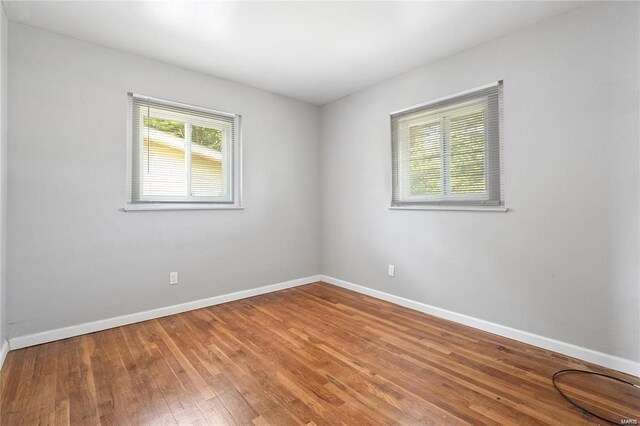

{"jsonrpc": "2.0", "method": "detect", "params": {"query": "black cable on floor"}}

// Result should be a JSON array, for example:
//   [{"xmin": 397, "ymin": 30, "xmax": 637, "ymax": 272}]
[{"xmin": 552, "ymin": 369, "xmax": 640, "ymax": 425}]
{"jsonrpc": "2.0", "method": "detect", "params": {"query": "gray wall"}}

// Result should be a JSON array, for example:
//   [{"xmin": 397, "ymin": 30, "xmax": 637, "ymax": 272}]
[
  {"xmin": 320, "ymin": 2, "xmax": 639, "ymax": 362},
  {"xmin": 0, "ymin": 5, "xmax": 7, "ymax": 344},
  {"xmin": 7, "ymin": 22, "xmax": 321, "ymax": 338}
]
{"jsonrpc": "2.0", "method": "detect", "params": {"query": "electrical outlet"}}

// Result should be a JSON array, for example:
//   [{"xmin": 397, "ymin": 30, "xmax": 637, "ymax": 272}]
[
  {"xmin": 169, "ymin": 271, "xmax": 179, "ymax": 285},
  {"xmin": 388, "ymin": 265, "xmax": 395, "ymax": 277}
]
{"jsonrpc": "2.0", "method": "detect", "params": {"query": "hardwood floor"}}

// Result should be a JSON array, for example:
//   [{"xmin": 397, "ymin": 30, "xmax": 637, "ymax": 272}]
[{"xmin": 1, "ymin": 282, "xmax": 638, "ymax": 425}]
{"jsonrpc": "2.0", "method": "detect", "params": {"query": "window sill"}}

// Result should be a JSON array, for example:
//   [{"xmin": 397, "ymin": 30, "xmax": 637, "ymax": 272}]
[
  {"xmin": 390, "ymin": 205, "xmax": 508, "ymax": 212},
  {"xmin": 124, "ymin": 203, "xmax": 243, "ymax": 212}
]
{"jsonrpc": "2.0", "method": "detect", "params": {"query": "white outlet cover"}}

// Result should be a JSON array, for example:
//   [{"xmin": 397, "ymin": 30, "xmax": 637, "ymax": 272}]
[
  {"xmin": 169, "ymin": 271, "xmax": 179, "ymax": 285},
  {"xmin": 388, "ymin": 265, "xmax": 395, "ymax": 277}
]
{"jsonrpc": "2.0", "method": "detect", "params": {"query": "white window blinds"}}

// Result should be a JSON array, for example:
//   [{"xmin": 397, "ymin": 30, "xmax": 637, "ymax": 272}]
[
  {"xmin": 391, "ymin": 82, "xmax": 503, "ymax": 207},
  {"xmin": 127, "ymin": 94, "xmax": 241, "ymax": 208}
]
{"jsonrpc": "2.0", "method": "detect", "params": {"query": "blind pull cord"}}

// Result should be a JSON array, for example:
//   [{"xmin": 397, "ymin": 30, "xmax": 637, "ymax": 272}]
[{"xmin": 147, "ymin": 100, "xmax": 150, "ymax": 173}]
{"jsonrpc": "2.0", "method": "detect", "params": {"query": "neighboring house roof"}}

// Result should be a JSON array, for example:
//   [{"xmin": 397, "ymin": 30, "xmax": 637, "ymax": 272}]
[{"xmin": 143, "ymin": 126, "xmax": 222, "ymax": 162}]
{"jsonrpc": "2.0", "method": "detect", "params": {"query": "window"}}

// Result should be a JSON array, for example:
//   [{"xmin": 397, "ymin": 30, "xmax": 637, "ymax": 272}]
[
  {"xmin": 391, "ymin": 82, "xmax": 503, "ymax": 208},
  {"xmin": 126, "ymin": 94, "xmax": 241, "ymax": 210}
]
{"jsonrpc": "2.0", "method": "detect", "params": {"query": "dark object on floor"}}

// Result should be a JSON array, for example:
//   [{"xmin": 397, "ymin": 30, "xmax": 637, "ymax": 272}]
[{"xmin": 552, "ymin": 369, "xmax": 640, "ymax": 425}]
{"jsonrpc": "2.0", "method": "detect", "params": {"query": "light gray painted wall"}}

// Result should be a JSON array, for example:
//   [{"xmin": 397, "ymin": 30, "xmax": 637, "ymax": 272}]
[
  {"xmin": 320, "ymin": 2, "xmax": 640, "ymax": 362},
  {"xmin": 7, "ymin": 22, "xmax": 321, "ymax": 338},
  {"xmin": 0, "ymin": 5, "xmax": 7, "ymax": 344}
]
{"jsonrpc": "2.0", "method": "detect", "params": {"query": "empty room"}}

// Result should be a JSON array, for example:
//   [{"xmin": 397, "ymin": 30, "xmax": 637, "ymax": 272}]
[{"xmin": 0, "ymin": 0, "xmax": 638, "ymax": 424}]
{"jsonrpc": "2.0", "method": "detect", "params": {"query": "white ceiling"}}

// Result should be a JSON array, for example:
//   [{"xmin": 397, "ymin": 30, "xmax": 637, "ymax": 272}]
[{"xmin": 3, "ymin": 1, "xmax": 585, "ymax": 105}]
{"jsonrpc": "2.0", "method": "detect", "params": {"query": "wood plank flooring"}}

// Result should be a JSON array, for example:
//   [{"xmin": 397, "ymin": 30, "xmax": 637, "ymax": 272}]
[{"xmin": 1, "ymin": 282, "xmax": 638, "ymax": 425}]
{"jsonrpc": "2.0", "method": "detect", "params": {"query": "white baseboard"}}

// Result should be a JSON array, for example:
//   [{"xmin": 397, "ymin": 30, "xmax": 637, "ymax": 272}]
[
  {"xmin": 321, "ymin": 275, "xmax": 640, "ymax": 377},
  {"xmin": 0, "ymin": 340, "xmax": 9, "ymax": 370},
  {"xmin": 7, "ymin": 274, "xmax": 639, "ymax": 377},
  {"xmin": 8, "ymin": 275, "xmax": 321, "ymax": 351}
]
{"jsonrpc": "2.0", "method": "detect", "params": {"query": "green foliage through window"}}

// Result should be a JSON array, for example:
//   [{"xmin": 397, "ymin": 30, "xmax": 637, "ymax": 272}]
[
  {"xmin": 407, "ymin": 109, "xmax": 486, "ymax": 197},
  {"xmin": 450, "ymin": 110, "xmax": 485, "ymax": 194},
  {"xmin": 192, "ymin": 125, "xmax": 222, "ymax": 152},
  {"xmin": 143, "ymin": 116, "xmax": 185, "ymax": 138},
  {"xmin": 409, "ymin": 123, "xmax": 442, "ymax": 196},
  {"xmin": 143, "ymin": 116, "xmax": 223, "ymax": 152}
]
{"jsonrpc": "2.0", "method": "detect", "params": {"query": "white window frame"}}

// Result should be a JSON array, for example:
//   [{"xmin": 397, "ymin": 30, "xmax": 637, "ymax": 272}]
[
  {"xmin": 397, "ymin": 100, "xmax": 488, "ymax": 203},
  {"xmin": 125, "ymin": 93, "xmax": 243, "ymax": 211},
  {"xmin": 391, "ymin": 82, "xmax": 505, "ymax": 212}
]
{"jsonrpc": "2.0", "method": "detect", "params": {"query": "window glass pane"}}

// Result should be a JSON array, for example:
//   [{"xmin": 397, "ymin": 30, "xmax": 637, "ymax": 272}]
[
  {"xmin": 144, "ymin": 116, "xmax": 185, "ymax": 138},
  {"xmin": 142, "ymin": 115, "xmax": 187, "ymax": 198},
  {"xmin": 449, "ymin": 109, "xmax": 486, "ymax": 195},
  {"xmin": 191, "ymin": 125, "xmax": 224, "ymax": 197},
  {"xmin": 409, "ymin": 122, "xmax": 442, "ymax": 196}
]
